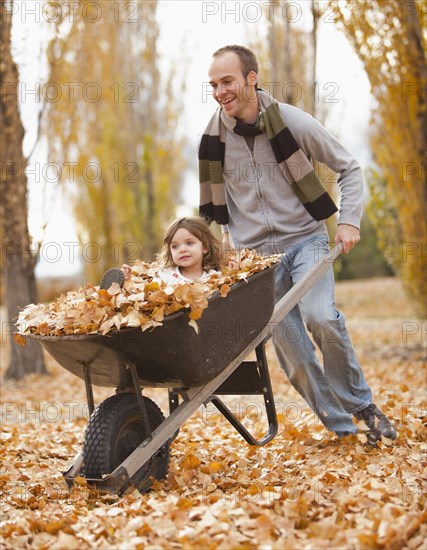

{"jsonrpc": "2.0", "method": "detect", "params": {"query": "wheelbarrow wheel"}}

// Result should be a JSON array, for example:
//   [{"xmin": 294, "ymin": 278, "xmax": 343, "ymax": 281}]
[{"xmin": 82, "ymin": 393, "xmax": 170, "ymax": 493}]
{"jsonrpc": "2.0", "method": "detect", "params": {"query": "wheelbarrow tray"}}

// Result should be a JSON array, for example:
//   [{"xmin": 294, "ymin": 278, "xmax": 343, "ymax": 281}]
[{"xmin": 30, "ymin": 266, "xmax": 276, "ymax": 388}]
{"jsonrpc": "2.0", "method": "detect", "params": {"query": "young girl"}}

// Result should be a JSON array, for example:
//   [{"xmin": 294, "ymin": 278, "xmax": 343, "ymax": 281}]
[{"xmin": 119, "ymin": 217, "xmax": 233, "ymax": 286}]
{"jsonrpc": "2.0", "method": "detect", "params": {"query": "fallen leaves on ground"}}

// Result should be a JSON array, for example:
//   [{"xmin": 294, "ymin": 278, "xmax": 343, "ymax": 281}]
[
  {"xmin": 14, "ymin": 250, "xmax": 279, "ymax": 339},
  {"xmin": 1, "ymin": 277, "xmax": 426, "ymax": 549}
]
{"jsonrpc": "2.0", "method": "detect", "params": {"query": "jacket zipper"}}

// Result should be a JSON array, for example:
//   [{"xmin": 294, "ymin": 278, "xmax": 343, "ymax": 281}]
[{"xmin": 242, "ymin": 137, "xmax": 273, "ymax": 232}]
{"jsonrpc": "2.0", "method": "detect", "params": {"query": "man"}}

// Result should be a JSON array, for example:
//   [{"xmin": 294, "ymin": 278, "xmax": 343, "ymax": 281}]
[{"xmin": 199, "ymin": 44, "xmax": 396, "ymax": 444}]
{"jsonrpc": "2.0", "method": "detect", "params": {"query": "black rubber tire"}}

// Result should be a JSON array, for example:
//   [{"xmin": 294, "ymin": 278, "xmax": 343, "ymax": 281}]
[{"xmin": 82, "ymin": 393, "xmax": 170, "ymax": 493}]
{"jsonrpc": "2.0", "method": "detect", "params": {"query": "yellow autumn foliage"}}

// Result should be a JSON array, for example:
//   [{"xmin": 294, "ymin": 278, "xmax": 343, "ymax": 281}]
[
  {"xmin": 333, "ymin": 0, "xmax": 426, "ymax": 315},
  {"xmin": 43, "ymin": 0, "xmax": 187, "ymax": 282}
]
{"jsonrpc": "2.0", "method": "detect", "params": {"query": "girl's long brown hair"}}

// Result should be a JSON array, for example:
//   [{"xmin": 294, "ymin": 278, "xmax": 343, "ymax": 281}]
[{"xmin": 159, "ymin": 217, "xmax": 224, "ymax": 272}]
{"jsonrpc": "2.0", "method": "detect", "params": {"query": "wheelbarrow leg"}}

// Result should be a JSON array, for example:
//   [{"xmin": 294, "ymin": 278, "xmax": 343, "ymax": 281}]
[
  {"xmin": 127, "ymin": 363, "xmax": 153, "ymax": 441},
  {"xmin": 63, "ymin": 453, "xmax": 84, "ymax": 487},
  {"xmin": 63, "ymin": 361, "xmax": 95, "ymax": 486},
  {"xmin": 78, "ymin": 360, "xmax": 95, "ymax": 417},
  {"xmin": 208, "ymin": 340, "xmax": 278, "ymax": 445},
  {"xmin": 255, "ymin": 340, "xmax": 278, "ymax": 439}
]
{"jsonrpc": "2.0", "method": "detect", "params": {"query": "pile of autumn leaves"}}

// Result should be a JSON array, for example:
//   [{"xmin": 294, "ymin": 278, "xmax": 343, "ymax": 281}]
[{"xmin": 15, "ymin": 250, "xmax": 279, "ymax": 342}]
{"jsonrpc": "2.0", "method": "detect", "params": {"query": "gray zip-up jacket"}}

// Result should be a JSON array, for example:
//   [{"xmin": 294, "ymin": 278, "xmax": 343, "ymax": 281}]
[{"xmin": 222, "ymin": 102, "xmax": 364, "ymax": 253}]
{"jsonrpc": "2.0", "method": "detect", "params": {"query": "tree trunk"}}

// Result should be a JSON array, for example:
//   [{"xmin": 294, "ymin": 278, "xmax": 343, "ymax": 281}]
[
  {"xmin": 0, "ymin": 0, "xmax": 47, "ymax": 379},
  {"xmin": 310, "ymin": 0, "xmax": 319, "ymax": 117},
  {"xmin": 268, "ymin": 0, "xmax": 278, "ymax": 87},
  {"xmin": 283, "ymin": 3, "xmax": 294, "ymax": 104},
  {"xmin": 405, "ymin": 0, "xmax": 427, "ymax": 178}
]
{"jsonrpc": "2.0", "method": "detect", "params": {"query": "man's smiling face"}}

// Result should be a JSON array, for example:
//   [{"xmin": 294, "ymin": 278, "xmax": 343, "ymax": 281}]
[{"xmin": 208, "ymin": 51, "xmax": 258, "ymax": 122}]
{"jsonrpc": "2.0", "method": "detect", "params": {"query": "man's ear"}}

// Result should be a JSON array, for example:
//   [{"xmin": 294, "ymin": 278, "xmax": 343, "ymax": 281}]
[{"xmin": 247, "ymin": 70, "xmax": 258, "ymax": 87}]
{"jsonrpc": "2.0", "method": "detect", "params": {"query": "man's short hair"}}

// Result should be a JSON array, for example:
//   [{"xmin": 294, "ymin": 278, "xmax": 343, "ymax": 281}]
[{"xmin": 212, "ymin": 45, "xmax": 259, "ymax": 78}]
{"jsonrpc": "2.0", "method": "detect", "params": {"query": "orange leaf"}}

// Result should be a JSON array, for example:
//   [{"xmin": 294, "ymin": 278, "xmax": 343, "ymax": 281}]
[
  {"xmin": 73, "ymin": 475, "xmax": 88, "ymax": 486},
  {"xmin": 220, "ymin": 283, "xmax": 230, "ymax": 298},
  {"xmin": 189, "ymin": 307, "xmax": 204, "ymax": 321},
  {"xmin": 13, "ymin": 333, "xmax": 27, "ymax": 347},
  {"xmin": 176, "ymin": 496, "xmax": 194, "ymax": 509},
  {"xmin": 147, "ymin": 290, "xmax": 169, "ymax": 306},
  {"xmin": 208, "ymin": 461, "xmax": 223, "ymax": 473},
  {"xmin": 180, "ymin": 453, "xmax": 201, "ymax": 470},
  {"xmin": 44, "ymin": 519, "xmax": 65, "ymax": 535}
]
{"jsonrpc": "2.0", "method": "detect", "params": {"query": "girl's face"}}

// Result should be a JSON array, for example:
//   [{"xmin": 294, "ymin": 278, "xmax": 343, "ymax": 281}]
[{"xmin": 169, "ymin": 227, "xmax": 207, "ymax": 275}]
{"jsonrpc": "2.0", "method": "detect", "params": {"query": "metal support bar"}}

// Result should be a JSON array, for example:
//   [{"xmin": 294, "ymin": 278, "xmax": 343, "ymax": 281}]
[
  {"xmin": 63, "ymin": 453, "xmax": 84, "ymax": 486},
  {"xmin": 168, "ymin": 389, "xmax": 180, "ymax": 414},
  {"xmin": 209, "ymin": 395, "xmax": 277, "ymax": 445},
  {"xmin": 208, "ymin": 342, "xmax": 277, "ymax": 445},
  {"xmin": 79, "ymin": 361, "xmax": 95, "ymax": 417},
  {"xmin": 255, "ymin": 341, "xmax": 277, "ymax": 437},
  {"xmin": 127, "ymin": 363, "xmax": 152, "ymax": 441}
]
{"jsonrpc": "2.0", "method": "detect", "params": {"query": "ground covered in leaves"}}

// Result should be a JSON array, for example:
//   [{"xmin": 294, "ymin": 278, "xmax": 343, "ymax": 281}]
[{"xmin": 1, "ymin": 277, "xmax": 426, "ymax": 549}]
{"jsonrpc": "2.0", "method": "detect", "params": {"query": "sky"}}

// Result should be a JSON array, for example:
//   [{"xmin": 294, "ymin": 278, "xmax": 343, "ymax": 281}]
[{"xmin": 11, "ymin": 0, "xmax": 372, "ymax": 278}]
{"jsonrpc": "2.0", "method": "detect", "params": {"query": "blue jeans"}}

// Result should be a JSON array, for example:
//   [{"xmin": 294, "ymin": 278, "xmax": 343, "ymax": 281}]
[{"xmin": 273, "ymin": 235, "xmax": 372, "ymax": 435}]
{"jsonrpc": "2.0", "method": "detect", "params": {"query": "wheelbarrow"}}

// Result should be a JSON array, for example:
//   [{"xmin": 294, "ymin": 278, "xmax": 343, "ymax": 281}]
[{"xmin": 28, "ymin": 244, "xmax": 342, "ymax": 494}]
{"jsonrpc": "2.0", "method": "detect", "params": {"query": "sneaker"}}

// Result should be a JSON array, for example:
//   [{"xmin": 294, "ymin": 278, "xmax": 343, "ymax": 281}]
[
  {"xmin": 354, "ymin": 404, "xmax": 396, "ymax": 442},
  {"xmin": 100, "ymin": 268, "xmax": 125, "ymax": 290}
]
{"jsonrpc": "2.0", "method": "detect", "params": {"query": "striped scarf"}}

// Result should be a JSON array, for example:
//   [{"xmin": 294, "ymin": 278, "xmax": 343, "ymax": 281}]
[{"xmin": 199, "ymin": 89, "xmax": 337, "ymax": 225}]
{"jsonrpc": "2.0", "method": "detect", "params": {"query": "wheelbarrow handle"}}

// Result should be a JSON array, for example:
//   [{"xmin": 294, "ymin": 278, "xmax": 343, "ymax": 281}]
[{"xmin": 269, "ymin": 241, "xmax": 343, "ymax": 327}]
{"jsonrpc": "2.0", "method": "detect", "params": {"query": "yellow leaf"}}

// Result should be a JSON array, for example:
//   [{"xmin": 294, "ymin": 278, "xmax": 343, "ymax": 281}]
[
  {"xmin": 180, "ymin": 454, "xmax": 201, "ymax": 470},
  {"xmin": 208, "ymin": 461, "xmax": 223, "ymax": 472},
  {"xmin": 144, "ymin": 281, "xmax": 160, "ymax": 292},
  {"xmin": 176, "ymin": 497, "xmax": 193, "ymax": 509}
]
